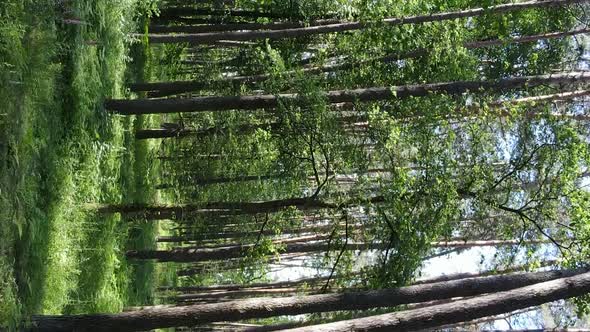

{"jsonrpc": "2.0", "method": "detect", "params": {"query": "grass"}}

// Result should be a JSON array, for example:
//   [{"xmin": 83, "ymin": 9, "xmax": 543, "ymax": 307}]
[{"xmin": 0, "ymin": 0, "xmax": 162, "ymax": 329}]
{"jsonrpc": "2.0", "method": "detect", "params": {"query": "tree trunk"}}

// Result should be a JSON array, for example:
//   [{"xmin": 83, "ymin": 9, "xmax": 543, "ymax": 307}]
[
  {"xmin": 156, "ymin": 174, "xmax": 281, "ymax": 189},
  {"xmin": 158, "ymin": 275, "xmax": 336, "ymax": 293},
  {"xmin": 97, "ymin": 197, "xmax": 340, "ymax": 219},
  {"xmin": 29, "ymin": 269, "xmax": 587, "ymax": 331},
  {"xmin": 413, "ymin": 260, "xmax": 557, "ymax": 285},
  {"xmin": 126, "ymin": 239, "xmax": 547, "ymax": 262},
  {"xmin": 176, "ymin": 234, "xmax": 330, "ymax": 251},
  {"xmin": 136, "ymin": 122, "xmax": 279, "ymax": 140},
  {"xmin": 148, "ymin": 0, "xmax": 584, "ymax": 44},
  {"xmin": 149, "ymin": 19, "xmax": 341, "ymax": 34},
  {"xmin": 137, "ymin": 115, "xmax": 363, "ymax": 140},
  {"xmin": 280, "ymin": 271, "xmax": 590, "ymax": 332},
  {"xmin": 157, "ymin": 223, "xmax": 354, "ymax": 243},
  {"xmin": 463, "ymin": 28, "xmax": 590, "ymax": 49},
  {"xmin": 157, "ymin": 7, "xmax": 301, "ymax": 20},
  {"xmin": 106, "ymin": 72, "xmax": 590, "ymax": 115},
  {"xmin": 174, "ymin": 287, "xmax": 304, "ymax": 303}
]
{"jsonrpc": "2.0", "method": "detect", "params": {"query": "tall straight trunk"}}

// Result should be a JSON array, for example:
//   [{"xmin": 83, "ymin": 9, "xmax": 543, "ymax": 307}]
[
  {"xmin": 427, "ymin": 89, "xmax": 590, "ymax": 122},
  {"xmin": 174, "ymin": 287, "xmax": 305, "ymax": 303},
  {"xmin": 136, "ymin": 122, "xmax": 280, "ymax": 140},
  {"xmin": 463, "ymin": 28, "xmax": 590, "ymax": 49},
  {"xmin": 177, "ymin": 234, "xmax": 330, "ymax": 251},
  {"xmin": 413, "ymin": 260, "xmax": 558, "ymax": 285},
  {"xmin": 156, "ymin": 174, "xmax": 281, "ymax": 189},
  {"xmin": 159, "ymin": 275, "xmax": 336, "ymax": 293},
  {"xmin": 137, "ymin": 115, "xmax": 362, "ymax": 140},
  {"xmin": 134, "ymin": 28, "xmax": 589, "ymax": 97},
  {"xmin": 141, "ymin": 90, "xmax": 590, "ymax": 144},
  {"xmin": 126, "ymin": 239, "xmax": 547, "ymax": 262},
  {"xmin": 281, "ymin": 271, "xmax": 590, "ymax": 332},
  {"xmin": 147, "ymin": 0, "xmax": 585, "ymax": 44},
  {"xmin": 151, "ymin": 17, "xmax": 230, "ymax": 25},
  {"xmin": 99, "ymin": 195, "xmax": 386, "ymax": 219},
  {"xmin": 28, "ymin": 269, "xmax": 587, "ymax": 332},
  {"xmin": 157, "ymin": 7, "xmax": 301, "ymax": 20},
  {"xmin": 157, "ymin": 224, "xmax": 352, "ymax": 243},
  {"xmin": 149, "ymin": 19, "xmax": 341, "ymax": 34},
  {"xmin": 97, "ymin": 197, "xmax": 341, "ymax": 219},
  {"xmin": 107, "ymin": 72, "xmax": 590, "ymax": 115}
]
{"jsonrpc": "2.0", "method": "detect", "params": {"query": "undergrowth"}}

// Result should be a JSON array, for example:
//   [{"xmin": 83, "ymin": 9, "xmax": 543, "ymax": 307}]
[{"xmin": 0, "ymin": 0, "xmax": 161, "ymax": 329}]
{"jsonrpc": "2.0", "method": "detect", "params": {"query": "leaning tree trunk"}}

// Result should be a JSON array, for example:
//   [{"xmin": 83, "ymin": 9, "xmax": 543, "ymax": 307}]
[
  {"xmin": 147, "ymin": 0, "xmax": 585, "ymax": 44},
  {"xmin": 280, "ymin": 270, "xmax": 590, "ymax": 332},
  {"xmin": 29, "ymin": 269, "xmax": 587, "ymax": 332},
  {"xmin": 106, "ymin": 72, "xmax": 590, "ymax": 115}
]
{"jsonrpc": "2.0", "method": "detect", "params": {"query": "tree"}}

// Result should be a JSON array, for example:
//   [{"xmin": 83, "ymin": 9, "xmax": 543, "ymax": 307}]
[
  {"xmin": 127, "ymin": 239, "xmax": 550, "ymax": 263},
  {"xmin": 133, "ymin": 28, "xmax": 589, "ymax": 98},
  {"xmin": 149, "ymin": 19, "xmax": 342, "ymax": 34},
  {"xmin": 281, "ymin": 270, "xmax": 590, "ymax": 332},
  {"xmin": 146, "ymin": 0, "xmax": 585, "ymax": 44},
  {"xmin": 106, "ymin": 72, "xmax": 590, "ymax": 115},
  {"xmin": 29, "ymin": 269, "xmax": 585, "ymax": 331}
]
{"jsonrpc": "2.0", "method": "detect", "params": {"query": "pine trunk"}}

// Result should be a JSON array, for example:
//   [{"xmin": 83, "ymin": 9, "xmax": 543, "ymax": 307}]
[
  {"xmin": 157, "ymin": 7, "xmax": 299, "ymax": 20},
  {"xmin": 29, "ymin": 269, "xmax": 587, "ymax": 331},
  {"xmin": 281, "ymin": 271, "xmax": 590, "ymax": 332},
  {"xmin": 127, "ymin": 239, "xmax": 547, "ymax": 262},
  {"xmin": 97, "ymin": 197, "xmax": 339, "ymax": 219},
  {"xmin": 107, "ymin": 72, "xmax": 590, "ymax": 115},
  {"xmin": 149, "ymin": 19, "xmax": 341, "ymax": 34}
]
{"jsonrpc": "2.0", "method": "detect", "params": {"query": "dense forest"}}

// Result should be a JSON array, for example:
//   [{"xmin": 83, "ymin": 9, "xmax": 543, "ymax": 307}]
[{"xmin": 2, "ymin": 0, "xmax": 590, "ymax": 331}]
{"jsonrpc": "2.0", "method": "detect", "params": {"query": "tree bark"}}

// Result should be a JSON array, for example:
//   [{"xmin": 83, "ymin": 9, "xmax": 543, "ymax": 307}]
[
  {"xmin": 280, "ymin": 270, "xmax": 590, "ymax": 332},
  {"xmin": 147, "ymin": 0, "xmax": 585, "ymax": 44},
  {"xmin": 413, "ymin": 260, "xmax": 557, "ymax": 285},
  {"xmin": 107, "ymin": 72, "xmax": 590, "ymax": 115},
  {"xmin": 463, "ymin": 28, "xmax": 590, "ymax": 49},
  {"xmin": 174, "ymin": 287, "xmax": 304, "ymax": 303},
  {"xmin": 137, "ymin": 115, "xmax": 363, "ymax": 140},
  {"xmin": 29, "ymin": 269, "xmax": 587, "ymax": 331},
  {"xmin": 149, "ymin": 19, "xmax": 341, "ymax": 34},
  {"xmin": 126, "ymin": 239, "xmax": 547, "ymax": 262},
  {"xmin": 159, "ymin": 275, "xmax": 335, "ymax": 293},
  {"xmin": 156, "ymin": 174, "xmax": 280, "ymax": 189},
  {"xmin": 136, "ymin": 122, "xmax": 279, "ymax": 140},
  {"xmin": 156, "ymin": 224, "xmax": 353, "ymax": 243},
  {"xmin": 97, "ymin": 197, "xmax": 341, "ymax": 219},
  {"xmin": 157, "ymin": 7, "xmax": 301, "ymax": 20}
]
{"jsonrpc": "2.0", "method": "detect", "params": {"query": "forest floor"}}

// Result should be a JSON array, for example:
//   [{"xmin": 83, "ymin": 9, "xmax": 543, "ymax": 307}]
[{"xmin": 0, "ymin": 1, "xmax": 166, "ymax": 329}]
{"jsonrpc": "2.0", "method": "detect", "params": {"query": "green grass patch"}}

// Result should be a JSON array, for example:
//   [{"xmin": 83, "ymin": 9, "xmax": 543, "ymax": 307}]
[{"xmin": 0, "ymin": 0, "xmax": 162, "ymax": 329}]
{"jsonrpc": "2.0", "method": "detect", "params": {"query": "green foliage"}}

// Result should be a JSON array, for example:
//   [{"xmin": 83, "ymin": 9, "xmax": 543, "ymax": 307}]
[
  {"xmin": 0, "ymin": 0, "xmax": 165, "ymax": 328},
  {"xmin": 4, "ymin": 0, "xmax": 589, "ymax": 328}
]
